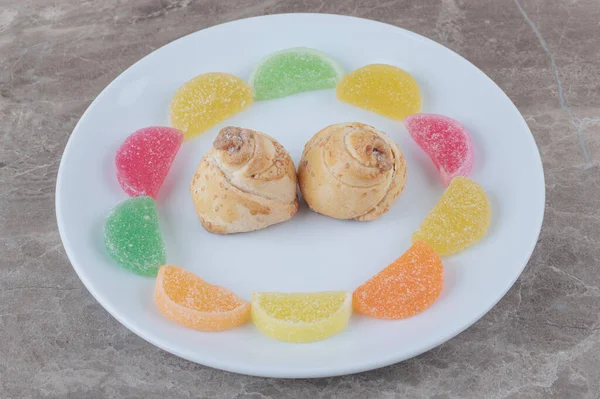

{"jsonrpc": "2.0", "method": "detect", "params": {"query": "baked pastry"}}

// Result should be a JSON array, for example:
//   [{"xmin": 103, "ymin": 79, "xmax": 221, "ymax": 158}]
[
  {"xmin": 298, "ymin": 122, "xmax": 406, "ymax": 221},
  {"xmin": 190, "ymin": 126, "xmax": 298, "ymax": 234}
]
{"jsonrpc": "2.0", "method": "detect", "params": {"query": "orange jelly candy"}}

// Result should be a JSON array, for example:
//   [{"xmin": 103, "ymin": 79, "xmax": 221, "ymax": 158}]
[
  {"xmin": 154, "ymin": 265, "xmax": 250, "ymax": 331},
  {"xmin": 353, "ymin": 241, "xmax": 443, "ymax": 319}
]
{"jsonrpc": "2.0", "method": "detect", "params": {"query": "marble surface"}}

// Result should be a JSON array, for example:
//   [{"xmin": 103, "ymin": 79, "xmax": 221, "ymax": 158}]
[{"xmin": 1, "ymin": 0, "xmax": 599, "ymax": 397}]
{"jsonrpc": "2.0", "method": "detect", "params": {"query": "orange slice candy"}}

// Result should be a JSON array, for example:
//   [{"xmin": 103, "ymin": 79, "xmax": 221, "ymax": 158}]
[
  {"xmin": 154, "ymin": 265, "xmax": 250, "ymax": 331},
  {"xmin": 353, "ymin": 241, "xmax": 443, "ymax": 319}
]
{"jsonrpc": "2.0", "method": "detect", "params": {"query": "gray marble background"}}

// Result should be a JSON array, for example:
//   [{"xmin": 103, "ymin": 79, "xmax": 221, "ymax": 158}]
[{"xmin": 1, "ymin": 0, "xmax": 599, "ymax": 398}]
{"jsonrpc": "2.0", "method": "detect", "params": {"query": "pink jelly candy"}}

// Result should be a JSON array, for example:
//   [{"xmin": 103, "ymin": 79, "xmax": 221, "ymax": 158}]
[
  {"xmin": 116, "ymin": 127, "xmax": 183, "ymax": 199},
  {"xmin": 404, "ymin": 113, "xmax": 474, "ymax": 186}
]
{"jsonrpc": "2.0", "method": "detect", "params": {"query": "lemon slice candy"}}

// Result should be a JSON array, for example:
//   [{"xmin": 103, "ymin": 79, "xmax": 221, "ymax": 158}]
[
  {"xmin": 170, "ymin": 72, "xmax": 253, "ymax": 140},
  {"xmin": 413, "ymin": 176, "xmax": 491, "ymax": 256},
  {"xmin": 251, "ymin": 291, "xmax": 352, "ymax": 342},
  {"xmin": 337, "ymin": 63, "xmax": 421, "ymax": 120}
]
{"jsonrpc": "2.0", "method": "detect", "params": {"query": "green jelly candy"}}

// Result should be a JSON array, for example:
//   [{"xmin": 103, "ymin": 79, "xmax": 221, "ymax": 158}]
[
  {"xmin": 249, "ymin": 47, "xmax": 344, "ymax": 100},
  {"xmin": 104, "ymin": 196, "xmax": 166, "ymax": 276}
]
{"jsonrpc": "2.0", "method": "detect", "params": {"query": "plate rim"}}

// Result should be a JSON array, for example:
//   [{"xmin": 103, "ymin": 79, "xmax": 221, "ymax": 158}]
[{"xmin": 55, "ymin": 12, "xmax": 546, "ymax": 378}]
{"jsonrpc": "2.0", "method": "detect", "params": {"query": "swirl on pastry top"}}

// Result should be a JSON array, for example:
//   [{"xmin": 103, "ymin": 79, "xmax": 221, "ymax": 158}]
[
  {"xmin": 210, "ymin": 126, "xmax": 297, "ymax": 204},
  {"xmin": 298, "ymin": 122, "xmax": 406, "ymax": 221},
  {"xmin": 190, "ymin": 127, "xmax": 298, "ymax": 234}
]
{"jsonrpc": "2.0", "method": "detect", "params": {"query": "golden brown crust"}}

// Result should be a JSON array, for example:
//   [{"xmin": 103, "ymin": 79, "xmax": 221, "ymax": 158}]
[
  {"xmin": 190, "ymin": 127, "xmax": 298, "ymax": 234},
  {"xmin": 298, "ymin": 122, "xmax": 406, "ymax": 221}
]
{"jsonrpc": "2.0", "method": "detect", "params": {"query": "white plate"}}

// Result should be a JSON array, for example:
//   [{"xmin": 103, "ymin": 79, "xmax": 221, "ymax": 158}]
[{"xmin": 56, "ymin": 14, "xmax": 545, "ymax": 378}]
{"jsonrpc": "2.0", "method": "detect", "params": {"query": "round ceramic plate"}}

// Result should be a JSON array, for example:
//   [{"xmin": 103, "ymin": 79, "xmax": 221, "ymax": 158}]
[{"xmin": 56, "ymin": 14, "xmax": 545, "ymax": 378}]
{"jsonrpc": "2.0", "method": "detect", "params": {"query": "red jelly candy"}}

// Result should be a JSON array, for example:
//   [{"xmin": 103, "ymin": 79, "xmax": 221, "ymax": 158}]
[
  {"xmin": 116, "ymin": 127, "xmax": 183, "ymax": 199},
  {"xmin": 404, "ymin": 114, "xmax": 474, "ymax": 186}
]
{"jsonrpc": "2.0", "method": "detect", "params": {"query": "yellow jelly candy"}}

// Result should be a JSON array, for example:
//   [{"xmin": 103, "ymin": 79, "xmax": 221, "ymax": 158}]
[
  {"xmin": 413, "ymin": 177, "xmax": 491, "ymax": 256},
  {"xmin": 251, "ymin": 291, "xmax": 352, "ymax": 343},
  {"xmin": 337, "ymin": 64, "xmax": 421, "ymax": 120},
  {"xmin": 170, "ymin": 73, "xmax": 253, "ymax": 140}
]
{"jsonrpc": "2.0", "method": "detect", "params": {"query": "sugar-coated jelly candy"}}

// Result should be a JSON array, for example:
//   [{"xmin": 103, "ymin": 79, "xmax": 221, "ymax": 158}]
[
  {"xmin": 104, "ymin": 196, "xmax": 166, "ymax": 276},
  {"xmin": 405, "ymin": 114, "xmax": 474, "ymax": 186},
  {"xmin": 115, "ymin": 127, "xmax": 183, "ymax": 199},
  {"xmin": 249, "ymin": 47, "xmax": 344, "ymax": 100},
  {"xmin": 251, "ymin": 291, "xmax": 352, "ymax": 343},
  {"xmin": 413, "ymin": 177, "xmax": 491, "ymax": 256},
  {"xmin": 337, "ymin": 64, "xmax": 421, "ymax": 120},
  {"xmin": 155, "ymin": 265, "xmax": 250, "ymax": 331},
  {"xmin": 170, "ymin": 73, "xmax": 253, "ymax": 140},
  {"xmin": 353, "ymin": 241, "xmax": 443, "ymax": 319}
]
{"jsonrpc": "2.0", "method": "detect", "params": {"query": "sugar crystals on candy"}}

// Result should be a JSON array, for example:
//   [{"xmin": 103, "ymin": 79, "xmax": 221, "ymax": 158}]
[
  {"xmin": 155, "ymin": 265, "xmax": 250, "ymax": 331},
  {"xmin": 249, "ymin": 47, "xmax": 344, "ymax": 100},
  {"xmin": 353, "ymin": 241, "xmax": 443, "ymax": 319},
  {"xmin": 251, "ymin": 291, "xmax": 352, "ymax": 343},
  {"xmin": 413, "ymin": 176, "xmax": 491, "ymax": 256},
  {"xmin": 116, "ymin": 126, "xmax": 183, "ymax": 199},
  {"xmin": 337, "ymin": 64, "xmax": 421, "ymax": 120},
  {"xmin": 104, "ymin": 196, "xmax": 166, "ymax": 276},
  {"xmin": 405, "ymin": 113, "xmax": 473, "ymax": 186},
  {"xmin": 170, "ymin": 73, "xmax": 253, "ymax": 140}
]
